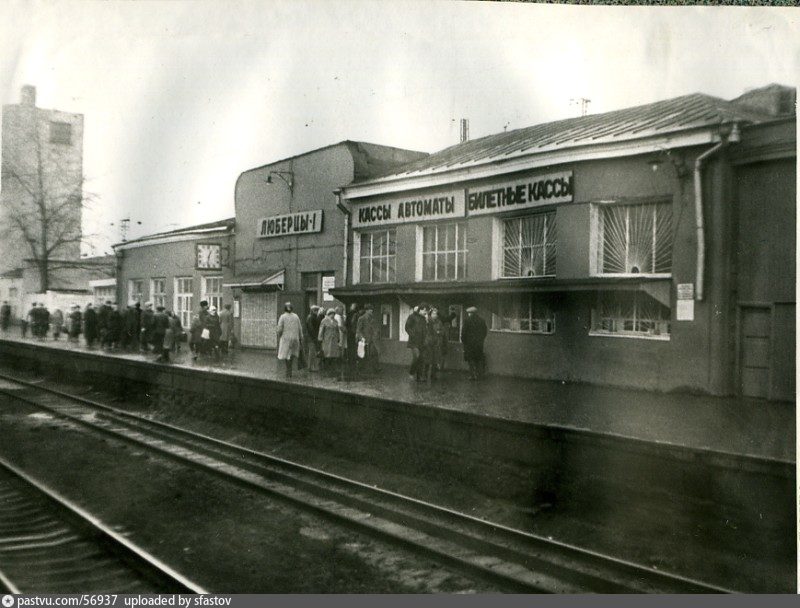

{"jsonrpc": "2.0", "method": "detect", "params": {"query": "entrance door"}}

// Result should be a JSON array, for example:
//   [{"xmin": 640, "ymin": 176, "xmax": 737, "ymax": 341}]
[
  {"xmin": 241, "ymin": 292, "xmax": 277, "ymax": 349},
  {"xmin": 739, "ymin": 306, "xmax": 771, "ymax": 399}
]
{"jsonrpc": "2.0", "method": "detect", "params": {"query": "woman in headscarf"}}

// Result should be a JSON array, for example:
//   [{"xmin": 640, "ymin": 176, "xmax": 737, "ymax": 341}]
[{"xmin": 317, "ymin": 308, "xmax": 341, "ymax": 373}]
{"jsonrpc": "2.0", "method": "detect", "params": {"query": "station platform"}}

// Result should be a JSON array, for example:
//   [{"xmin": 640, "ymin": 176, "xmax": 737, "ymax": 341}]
[{"xmin": 0, "ymin": 332, "xmax": 793, "ymax": 463}]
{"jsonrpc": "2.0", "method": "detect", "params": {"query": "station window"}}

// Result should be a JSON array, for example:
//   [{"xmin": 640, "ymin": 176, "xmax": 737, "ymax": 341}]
[
  {"xmin": 590, "ymin": 291, "xmax": 670, "ymax": 339},
  {"xmin": 359, "ymin": 230, "xmax": 396, "ymax": 284},
  {"xmin": 597, "ymin": 202, "xmax": 672, "ymax": 275},
  {"xmin": 151, "ymin": 278, "xmax": 166, "ymax": 309},
  {"xmin": 380, "ymin": 304, "xmax": 393, "ymax": 339},
  {"xmin": 49, "ymin": 121, "xmax": 72, "ymax": 145},
  {"xmin": 492, "ymin": 294, "xmax": 555, "ymax": 334},
  {"xmin": 202, "ymin": 276, "xmax": 223, "ymax": 311},
  {"xmin": 128, "ymin": 279, "xmax": 144, "ymax": 305},
  {"xmin": 174, "ymin": 277, "xmax": 194, "ymax": 329},
  {"xmin": 501, "ymin": 212, "xmax": 556, "ymax": 278},
  {"xmin": 420, "ymin": 222, "xmax": 467, "ymax": 281}
]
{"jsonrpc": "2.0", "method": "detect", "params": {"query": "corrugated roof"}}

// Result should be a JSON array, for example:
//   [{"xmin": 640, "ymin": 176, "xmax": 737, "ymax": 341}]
[
  {"xmin": 113, "ymin": 217, "xmax": 234, "ymax": 248},
  {"xmin": 354, "ymin": 93, "xmax": 774, "ymax": 185}
]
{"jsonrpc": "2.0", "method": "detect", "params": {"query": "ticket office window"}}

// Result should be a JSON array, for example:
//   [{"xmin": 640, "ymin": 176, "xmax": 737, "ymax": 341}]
[
  {"xmin": 595, "ymin": 201, "xmax": 672, "ymax": 276},
  {"xmin": 128, "ymin": 279, "xmax": 144, "ymax": 305}
]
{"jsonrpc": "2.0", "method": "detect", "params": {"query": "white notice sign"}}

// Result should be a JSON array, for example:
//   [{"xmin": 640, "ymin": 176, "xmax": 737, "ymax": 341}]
[
  {"xmin": 322, "ymin": 275, "xmax": 335, "ymax": 301},
  {"xmin": 676, "ymin": 283, "xmax": 694, "ymax": 300},
  {"xmin": 677, "ymin": 299, "xmax": 694, "ymax": 321}
]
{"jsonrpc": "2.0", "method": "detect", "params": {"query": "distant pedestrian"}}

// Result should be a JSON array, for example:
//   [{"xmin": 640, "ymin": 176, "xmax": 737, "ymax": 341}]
[
  {"xmin": 189, "ymin": 313, "xmax": 203, "ymax": 362},
  {"xmin": 405, "ymin": 305, "xmax": 427, "ymax": 380},
  {"xmin": 106, "ymin": 304, "xmax": 121, "ymax": 349},
  {"xmin": 219, "ymin": 304, "xmax": 233, "ymax": 357},
  {"xmin": 151, "ymin": 305, "xmax": 170, "ymax": 362},
  {"xmin": 67, "ymin": 305, "xmax": 82, "ymax": 342},
  {"xmin": 97, "ymin": 300, "xmax": 111, "ymax": 347},
  {"xmin": 276, "ymin": 302, "xmax": 303, "ymax": 378},
  {"xmin": 461, "ymin": 306, "xmax": 488, "ymax": 380},
  {"xmin": 166, "ymin": 311, "xmax": 182, "ymax": 357},
  {"xmin": 51, "ymin": 308, "xmax": 64, "ymax": 340},
  {"xmin": 37, "ymin": 303, "xmax": 50, "ymax": 340},
  {"xmin": 0, "ymin": 301, "xmax": 10, "ymax": 331},
  {"xmin": 83, "ymin": 303, "xmax": 98, "ymax": 348},
  {"xmin": 140, "ymin": 302, "xmax": 154, "ymax": 352},
  {"xmin": 305, "ymin": 305, "xmax": 322, "ymax": 372},
  {"xmin": 206, "ymin": 306, "xmax": 222, "ymax": 361},
  {"xmin": 26, "ymin": 304, "xmax": 37, "ymax": 339},
  {"xmin": 355, "ymin": 303, "xmax": 380, "ymax": 374},
  {"xmin": 422, "ymin": 308, "xmax": 446, "ymax": 382},
  {"xmin": 318, "ymin": 308, "xmax": 341, "ymax": 373}
]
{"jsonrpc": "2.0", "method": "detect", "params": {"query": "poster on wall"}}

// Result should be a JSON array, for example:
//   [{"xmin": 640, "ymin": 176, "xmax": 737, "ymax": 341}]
[{"xmin": 322, "ymin": 275, "xmax": 336, "ymax": 301}]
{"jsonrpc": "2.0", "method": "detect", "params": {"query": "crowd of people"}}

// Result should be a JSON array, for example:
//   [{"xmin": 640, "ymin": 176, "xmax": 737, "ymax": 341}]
[
  {"xmin": 1, "ymin": 297, "xmax": 490, "ymax": 382},
  {"xmin": 276, "ymin": 300, "xmax": 488, "ymax": 382}
]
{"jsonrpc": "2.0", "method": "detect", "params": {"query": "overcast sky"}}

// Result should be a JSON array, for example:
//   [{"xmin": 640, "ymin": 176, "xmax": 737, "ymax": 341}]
[{"xmin": 1, "ymin": 1, "xmax": 798, "ymax": 254}]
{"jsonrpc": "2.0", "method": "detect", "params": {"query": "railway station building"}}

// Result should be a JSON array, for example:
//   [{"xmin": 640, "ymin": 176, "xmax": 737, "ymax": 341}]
[
  {"xmin": 228, "ymin": 141, "xmax": 426, "ymax": 349},
  {"xmin": 333, "ymin": 85, "xmax": 796, "ymax": 400},
  {"xmin": 113, "ymin": 218, "xmax": 235, "ymax": 329}
]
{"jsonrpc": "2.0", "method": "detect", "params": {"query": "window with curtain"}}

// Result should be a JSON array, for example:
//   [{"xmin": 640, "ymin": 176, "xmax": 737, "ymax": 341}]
[
  {"xmin": 591, "ymin": 291, "xmax": 670, "ymax": 338},
  {"xmin": 492, "ymin": 294, "xmax": 555, "ymax": 334}
]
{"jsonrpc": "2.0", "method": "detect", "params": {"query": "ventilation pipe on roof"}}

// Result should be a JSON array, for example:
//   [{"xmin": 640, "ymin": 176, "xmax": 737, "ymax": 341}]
[{"xmin": 693, "ymin": 123, "xmax": 739, "ymax": 302}]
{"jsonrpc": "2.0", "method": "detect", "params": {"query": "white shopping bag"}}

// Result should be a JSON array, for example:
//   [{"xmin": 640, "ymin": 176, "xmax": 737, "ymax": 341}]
[{"xmin": 357, "ymin": 339, "xmax": 366, "ymax": 359}]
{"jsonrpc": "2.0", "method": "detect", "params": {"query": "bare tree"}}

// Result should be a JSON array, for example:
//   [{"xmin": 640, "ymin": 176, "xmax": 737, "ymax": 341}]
[{"xmin": 0, "ymin": 117, "xmax": 97, "ymax": 292}]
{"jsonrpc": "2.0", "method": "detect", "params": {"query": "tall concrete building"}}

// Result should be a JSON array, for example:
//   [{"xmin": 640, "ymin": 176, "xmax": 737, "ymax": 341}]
[{"xmin": 0, "ymin": 85, "xmax": 84, "ymax": 277}]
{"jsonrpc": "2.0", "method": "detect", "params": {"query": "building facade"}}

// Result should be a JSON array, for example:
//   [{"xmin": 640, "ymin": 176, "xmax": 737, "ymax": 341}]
[
  {"xmin": 0, "ymin": 85, "xmax": 84, "ymax": 276},
  {"xmin": 113, "ymin": 219, "xmax": 235, "ymax": 329},
  {"xmin": 229, "ymin": 141, "xmax": 426, "ymax": 348},
  {"xmin": 334, "ymin": 86, "xmax": 796, "ymax": 400}
]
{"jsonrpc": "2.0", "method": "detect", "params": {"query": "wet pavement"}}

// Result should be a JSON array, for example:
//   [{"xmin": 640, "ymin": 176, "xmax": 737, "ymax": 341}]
[{"xmin": 0, "ymin": 331, "xmax": 794, "ymax": 462}]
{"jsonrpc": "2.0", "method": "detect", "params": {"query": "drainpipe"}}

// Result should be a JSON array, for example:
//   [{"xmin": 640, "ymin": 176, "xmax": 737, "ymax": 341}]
[
  {"xmin": 335, "ymin": 190, "xmax": 350, "ymax": 287},
  {"xmin": 692, "ymin": 123, "xmax": 741, "ymax": 302}
]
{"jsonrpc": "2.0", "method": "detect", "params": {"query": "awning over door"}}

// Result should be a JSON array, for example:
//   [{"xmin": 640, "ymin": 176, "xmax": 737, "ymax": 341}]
[{"xmin": 224, "ymin": 269, "xmax": 284, "ymax": 291}]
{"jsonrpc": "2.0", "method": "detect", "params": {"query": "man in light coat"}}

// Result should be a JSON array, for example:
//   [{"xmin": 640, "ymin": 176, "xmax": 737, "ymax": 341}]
[{"xmin": 276, "ymin": 302, "xmax": 303, "ymax": 378}]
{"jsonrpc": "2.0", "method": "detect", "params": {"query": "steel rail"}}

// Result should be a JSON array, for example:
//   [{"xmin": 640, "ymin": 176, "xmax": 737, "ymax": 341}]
[
  {"xmin": 0, "ymin": 373, "xmax": 734, "ymax": 594},
  {"xmin": 0, "ymin": 454, "xmax": 208, "ymax": 594}
]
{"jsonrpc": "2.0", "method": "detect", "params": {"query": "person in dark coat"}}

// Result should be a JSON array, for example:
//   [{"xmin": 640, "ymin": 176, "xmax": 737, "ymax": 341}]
[
  {"xmin": 305, "ymin": 305, "xmax": 322, "ymax": 372},
  {"xmin": 205, "ymin": 306, "xmax": 222, "ymax": 361},
  {"xmin": 404, "ymin": 305, "xmax": 427, "ymax": 380},
  {"xmin": 140, "ymin": 302, "xmax": 154, "ymax": 352},
  {"xmin": 106, "ymin": 304, "xmax": 122, "ymax": 350},
  {"xmin": 83, "ymin": 304, "xmax": 98, "ymax": 349},
  {"xmin": 151, "ymin": 306, "xmax": 170, "ymax": 362},
  {"xmin": 460, "ymin": 306, "xmax": 488, "ymax": 380},
  {"xmin": 51, "ymin": 308, "xmax": 64, "ymax": 340},
  {"xmin": 26, "ymin": 304, "xmax": 38, "ymax": 339},
  {"xmin": 96, "ymin": 301, "xmax": 110, "ymax": 347},
  {"xmin": 68, "ymin": 305, "xmax": 82, "ymax": 342},
  {"xmin": 1, "ymin": 301, "xmax": 11, "ymax": 331},
  {"xmin": 40, "ymin": 304, "xmax": 50, "ymax": 340}
]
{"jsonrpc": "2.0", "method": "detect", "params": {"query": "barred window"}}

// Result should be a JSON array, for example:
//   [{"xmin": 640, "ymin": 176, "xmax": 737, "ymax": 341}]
[
  {"xmin": 421, "ymin": 222, "xmax": 467, "ymax": 281},
  {"xmin": 591, "ymin": 292, "xmax": 670, "ymax": 338},
  {"xmin": 502, "ymin": 213, "xmax": 556, "ymax": 277},
  {"xmin": 492, "ymin": 295, "xmax": 555, "ymax": 334},
  {"xmin": 151, "ymin": 278, "xmax": 166, "ymax": 309},
  {"xmin": 599, "ymin": 202, "xmax": 672, "ymax": 275},
  {"xmin": 359, "ymin": 230, "xmax": 396, "ymax": 283}
]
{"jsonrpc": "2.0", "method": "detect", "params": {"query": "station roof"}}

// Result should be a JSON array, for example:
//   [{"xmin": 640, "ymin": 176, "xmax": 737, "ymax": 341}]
[
  {"xmin": 348, "ymin": 91, "xmax": 783, "ymax": 189},
  {"xmin": 113, "ymin": 217, "xmax": 235, "ymax": 249}
]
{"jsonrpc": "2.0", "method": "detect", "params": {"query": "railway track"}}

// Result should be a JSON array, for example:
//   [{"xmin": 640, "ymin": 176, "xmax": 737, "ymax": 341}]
[
  {"xmin": 0, "ymin": 455, "xmax": 206, "ymax": 594},
  {"xmin": 0, "ymin": 372, "xmax": 733, "ymax": 593}
]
